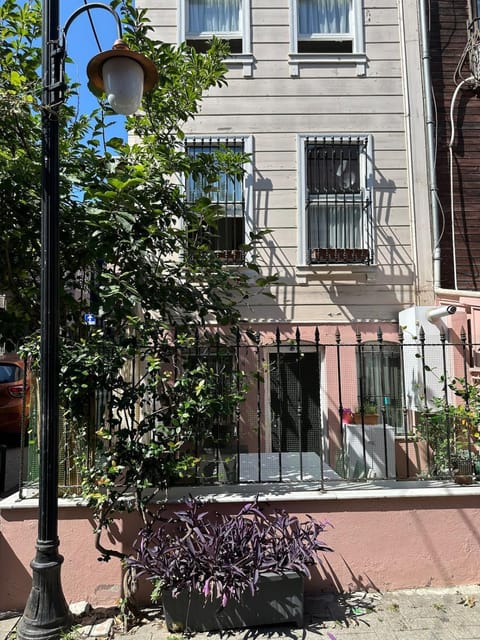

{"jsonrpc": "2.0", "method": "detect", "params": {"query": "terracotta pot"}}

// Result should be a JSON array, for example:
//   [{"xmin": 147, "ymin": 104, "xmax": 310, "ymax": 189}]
[
  {"xmin": 395, "ymin": 438, "xmax": 432, "ymax": 479},
  {"xmin": 353, "ymin": 413, "xmax": 379, "ymax": 425}
]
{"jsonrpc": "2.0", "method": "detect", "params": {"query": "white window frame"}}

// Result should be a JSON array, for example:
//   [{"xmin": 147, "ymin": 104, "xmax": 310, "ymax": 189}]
[
  {"xmin": 178, "ymin": 0, "xmax": 253, "ymax": 77},
  {"xmin": 288, "ymin": 0, "xmax": 366, "ymax": 77},
  {"xmin": 296, "ymin": 133, "xmax": 374, "ymax": 268},
  {"xmin": 185, "ymin": 135, "xmax": 254, "ymax": 261}
]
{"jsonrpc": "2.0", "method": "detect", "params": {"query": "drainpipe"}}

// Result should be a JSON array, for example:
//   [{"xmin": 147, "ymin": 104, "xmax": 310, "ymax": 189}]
[{"xmin": 418, "ymin": 0, "xmax": 441, "ymax": 290}]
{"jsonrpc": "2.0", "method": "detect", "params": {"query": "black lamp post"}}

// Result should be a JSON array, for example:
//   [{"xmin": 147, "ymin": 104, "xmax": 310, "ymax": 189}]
[{"xmin": 16, "ymin": 3, "xmax": 157, "ymax": 639}]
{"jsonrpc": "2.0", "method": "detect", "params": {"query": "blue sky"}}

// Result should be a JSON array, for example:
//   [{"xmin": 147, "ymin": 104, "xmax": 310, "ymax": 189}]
[{"xmin": 62, "ymin": 1, "xmax": 128, "ymax": 141}]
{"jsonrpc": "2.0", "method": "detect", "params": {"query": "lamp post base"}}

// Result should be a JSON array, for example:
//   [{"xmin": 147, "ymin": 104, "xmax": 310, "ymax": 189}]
[{"xmin": 17, "ymin": 541, "xmax": 73, "ymax": 640}]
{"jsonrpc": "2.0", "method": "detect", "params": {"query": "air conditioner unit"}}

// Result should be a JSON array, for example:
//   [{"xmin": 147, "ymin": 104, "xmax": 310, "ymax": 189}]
[
  {"xmin": 343, "ymin": 423, "xmax": 396, "ymax": 479},
  {"xmin": 398, "ymin": 306, "xmax": 456, "ymax": 411}
]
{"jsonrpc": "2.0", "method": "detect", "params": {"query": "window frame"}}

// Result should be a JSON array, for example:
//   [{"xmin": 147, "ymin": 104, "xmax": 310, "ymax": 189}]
[
  {"xmin": 296, "ymin": 133, "xmax": 374, "ymax": 268},
  {"xmin": 472, "ymin": 0, "xmax": 480, "ymax": 20},
  {"xmin": 288, "ymin": 0, "xmax": 366, "ymax": 77},
  {"xmin": 178, "ymin": 0, "xmax": 253, "ymax": 76},
  {"xmin": 185, "ymin": 135, "xmax": 254, "ymax": 263},
  {"xmin": 356, "ymin": 341, "xmax": 403, "ymax": 433}
]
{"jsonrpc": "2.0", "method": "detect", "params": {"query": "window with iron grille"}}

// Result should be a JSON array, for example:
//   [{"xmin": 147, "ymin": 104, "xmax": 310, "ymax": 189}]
[
  {"xmin": 178, "ymin": 0, "xmax": 251, "ymax": 55},
  {"xmin": 186, "ymin": 137, "xmax": 251, "ymax": 264},
  {"xmin": 180, "ymin": 346, "xmax": 241, "ymax": 484},
  {"xmin": 298, "ymin": 135, "xmax": 373, "ymax": 265},
  {"xmin": 357, "ymin": 342, "xmax": 403, "ymax": 432},
  {"xmin": 185, "ymin": 348, "xmax": 238, "ymax": 446}
]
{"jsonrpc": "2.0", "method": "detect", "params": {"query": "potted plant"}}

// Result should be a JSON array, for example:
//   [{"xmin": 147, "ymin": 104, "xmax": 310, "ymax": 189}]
[
  {"xmin": 353, "ymin": 399, "xmax": 379, "ymax": 425},
  {"xmin": 129, "ymin": 497, "xmax": 332, "ymax": 632},
  {"xmin": 415, "ymin": 376, "xmax": 480, "ymax": 479},
  {"xmin": 450, "ymin": 450, "xmax": 480, "ymax": 484}
]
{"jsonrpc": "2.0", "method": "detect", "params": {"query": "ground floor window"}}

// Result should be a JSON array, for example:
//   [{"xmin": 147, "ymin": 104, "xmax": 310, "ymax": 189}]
[{"xmin": 356, "ymin": 341, "xmax": 403, "ymax": 431}]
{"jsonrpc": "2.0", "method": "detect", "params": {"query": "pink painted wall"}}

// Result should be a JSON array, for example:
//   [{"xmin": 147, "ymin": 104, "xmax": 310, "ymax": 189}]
[
  {"xmin": 0, "ymin": 506, "xmax": 140, "ymax": 611},
  {"xmin": 2, "ymin": 494, "xmax": 480, "ymax": 612}
]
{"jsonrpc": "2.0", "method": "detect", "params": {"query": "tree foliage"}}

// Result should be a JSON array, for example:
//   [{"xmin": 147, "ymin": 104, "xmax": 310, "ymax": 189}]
[
  {"xmin": 0, "ymin": 0, "xmax": 42, "ymax": 338},
  {"xmin": 1, "ymin": 0, "xmax": 276, "ymax": 574}
]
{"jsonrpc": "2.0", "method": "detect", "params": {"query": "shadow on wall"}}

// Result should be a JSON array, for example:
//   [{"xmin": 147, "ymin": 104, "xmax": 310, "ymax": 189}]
[
  {"xmin": 0, "ymin": 533, "xmax": 32, "ymax": 611},
  {"xmin": 313, "ymin": 554, "xmax": 380, "ymax": 595}
]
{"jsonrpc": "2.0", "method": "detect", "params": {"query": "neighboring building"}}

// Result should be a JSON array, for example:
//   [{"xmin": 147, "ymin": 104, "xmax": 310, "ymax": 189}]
[{"xmin": 426, "ymin": 0, "xmax": 480, "ymax": 380}]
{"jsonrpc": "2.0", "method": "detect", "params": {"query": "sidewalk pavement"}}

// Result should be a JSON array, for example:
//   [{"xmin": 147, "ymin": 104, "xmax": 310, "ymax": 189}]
[{"xmin": 2, "ymin": 585, "xmax": 480, "ymax": 640}]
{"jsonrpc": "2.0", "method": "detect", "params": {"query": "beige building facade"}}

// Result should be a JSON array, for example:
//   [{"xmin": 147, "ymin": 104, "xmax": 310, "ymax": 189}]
[{"xmin": 139, "ymin": 0, "xmax": 434, "ymax": 325}]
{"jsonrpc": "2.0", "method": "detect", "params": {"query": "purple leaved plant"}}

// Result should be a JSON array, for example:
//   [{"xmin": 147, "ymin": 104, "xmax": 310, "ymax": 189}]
[{"xmin": 128, "ymin": 496, "xmax": 332, "ymax": 606}]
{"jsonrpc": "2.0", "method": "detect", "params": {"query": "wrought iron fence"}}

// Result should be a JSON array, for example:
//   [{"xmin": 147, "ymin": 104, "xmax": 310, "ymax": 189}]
[{"xmin": 19, "ymin": 323, "xmax": 480, "ymax": 496}]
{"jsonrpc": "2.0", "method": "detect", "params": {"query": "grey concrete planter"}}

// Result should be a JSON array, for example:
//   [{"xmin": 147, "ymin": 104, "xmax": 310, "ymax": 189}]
[{"xmin": 162, "ymin": 571, "xmax": 304, "ymax": 632}]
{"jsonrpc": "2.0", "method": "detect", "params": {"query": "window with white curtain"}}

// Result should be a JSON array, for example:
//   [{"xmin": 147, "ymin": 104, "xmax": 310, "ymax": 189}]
[
  {"xmin": 290, "ymin": 0, "xmax": 364, "ymax": 55},
  {"xmin": 297, "ymin": 135, "xmax": 373, "ymax": 266},
  {"xmin": 357, "ymin": 342, "xmax": 403, "ymax": 432},
  {"xmin": 179, "ymin": 0, "xmax": 250, "ymax": 54}
]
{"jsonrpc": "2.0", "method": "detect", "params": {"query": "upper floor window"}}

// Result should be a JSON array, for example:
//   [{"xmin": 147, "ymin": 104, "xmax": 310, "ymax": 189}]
[
  {"xmin": 178, "ymin": 0, "xmax": 252, "ymax": 71},
  {"xmin": 186, "ymin": 136, "xmax": 253, "ymax": 264},
  {"xmin": 298, "ymin": 0, "xmax": 353, "ymax": 53},
  {"xmin": 289, "ymin": 0, "xmax": 366, "ymax": 76},
  {"xmin": 297, "ymin": 135, "xmax": 373, "ymax": 266}
]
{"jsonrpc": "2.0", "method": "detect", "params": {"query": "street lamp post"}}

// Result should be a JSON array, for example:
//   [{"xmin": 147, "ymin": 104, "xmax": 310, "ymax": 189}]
[{"xmin": 16, "ymin": 3, "xmax": 157, "ymax": 639}]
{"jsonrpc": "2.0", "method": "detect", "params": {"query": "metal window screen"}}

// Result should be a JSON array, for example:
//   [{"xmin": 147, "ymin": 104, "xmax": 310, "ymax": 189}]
[
  {"xmin": 269, "ymin": 352, "xmax": 321, "ymax": 453},
  {"xmin": 186, "ymin": 138, "xmax": 245, "ymax": 261},
  {"xmin": 305, "ymin": 137, "xmax": 371, "ymax": 264}
]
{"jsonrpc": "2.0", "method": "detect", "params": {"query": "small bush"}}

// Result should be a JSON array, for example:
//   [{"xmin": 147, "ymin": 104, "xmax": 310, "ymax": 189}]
[{"xmin": 129, "ymin": 497, "xmax": 332, "ymax": 607}]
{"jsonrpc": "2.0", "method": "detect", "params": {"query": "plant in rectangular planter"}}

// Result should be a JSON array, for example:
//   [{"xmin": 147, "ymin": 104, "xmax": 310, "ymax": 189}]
[
  {"xmin": 129, "ymin": 497, "xmax": 332, "ymax": 632},
  {"xmin": 353, "ymin": 400, "xmax": 379, "ymax": 425}
]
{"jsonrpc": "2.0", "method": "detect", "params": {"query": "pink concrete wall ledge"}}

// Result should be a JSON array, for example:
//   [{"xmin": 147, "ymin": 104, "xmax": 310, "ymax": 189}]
[{"xmin": 2, "ymin": 494, "xmax": 480, "ymax": 611}]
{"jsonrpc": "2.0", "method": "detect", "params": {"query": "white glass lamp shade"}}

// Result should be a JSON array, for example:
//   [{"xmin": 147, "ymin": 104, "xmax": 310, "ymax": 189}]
[{"xmin": 102, "ymin": 56, "xmax": 144, "ymax": 115}]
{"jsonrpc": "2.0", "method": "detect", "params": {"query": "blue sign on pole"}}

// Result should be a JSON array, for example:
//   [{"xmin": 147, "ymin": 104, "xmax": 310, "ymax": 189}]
[{"xmin": 84, "ymin": 313, "xmax": 96, "ymax": 326}]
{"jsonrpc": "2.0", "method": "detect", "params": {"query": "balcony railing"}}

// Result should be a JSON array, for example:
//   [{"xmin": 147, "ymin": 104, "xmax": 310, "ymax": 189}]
[{"xmin": 19, "ymin": 324, "xmax": 480, "ymax": 497}]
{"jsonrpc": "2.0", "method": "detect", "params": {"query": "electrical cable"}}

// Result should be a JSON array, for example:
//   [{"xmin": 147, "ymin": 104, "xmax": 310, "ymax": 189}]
[{"xmin": 448, "ymin": 77, "xmax": 474, "ymax": 291}]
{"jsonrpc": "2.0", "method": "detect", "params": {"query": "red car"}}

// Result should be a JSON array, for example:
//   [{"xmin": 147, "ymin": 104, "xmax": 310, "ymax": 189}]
[{"xmin": 0, "ymin": 354, "xmax": 30, "ymax": 435}]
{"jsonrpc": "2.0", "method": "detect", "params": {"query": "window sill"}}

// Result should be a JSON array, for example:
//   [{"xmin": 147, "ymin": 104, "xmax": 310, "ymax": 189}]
[
  {"xmin": 288, "ymin": 52, "xmax": 367, "ymax": 77},
  {"xmin": 296, "ymin": 262, "xmax": 376, "ymax": 284},
  {"xmin": 225, "ymin": 53, "xmax": 255, "ymax": 77}
]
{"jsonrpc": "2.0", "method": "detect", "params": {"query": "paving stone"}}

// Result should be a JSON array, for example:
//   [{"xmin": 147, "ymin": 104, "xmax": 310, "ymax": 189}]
[
  {"xmin": 89, "ymin": 618, "xmax": 114, "ymax": 638},
  {"xmin": 70, "ymin": 601, "xmax": 92, "ymax": 617},
  {"xmin": 77, "ymin": 623, "xmax": 94, "ymax": 637},
  {"xmin": 0, "ymin": 617, "xmax": 19, "ymax": 640},
  {"xmin": 3, "ymin": 586, "xmax": 480, "ymax": 640},
  {"xmin": 454, "ymin": 627, "xmax": 480, "ymax": 639},
  {"xmin": 393, "ymin": 632, "xmax": 451, "ymax": 640},
  {"xmin": 402, "ymin": 616, "xmax": 445, "ymax": 630}
]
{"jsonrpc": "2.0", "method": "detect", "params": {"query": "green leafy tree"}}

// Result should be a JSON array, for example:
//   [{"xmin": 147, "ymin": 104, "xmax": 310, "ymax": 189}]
[
  {"xmin": 0, "ymin": 0, "xmax": 42, "ymax": 340},
  {"xmin": 1, "ymin": 0, "xmax": 276, "ymax": 593}
]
